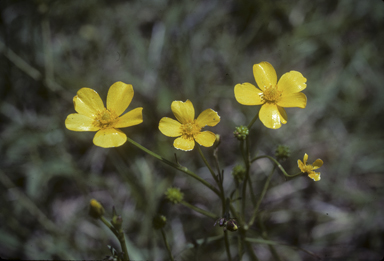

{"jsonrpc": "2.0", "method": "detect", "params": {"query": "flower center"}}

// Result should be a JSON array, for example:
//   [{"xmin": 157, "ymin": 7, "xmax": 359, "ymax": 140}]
[
  {"xmin": 260, "ymin": 85, "xmax": 282, "ymax": 104},
  {"xmin": 94, "ymin": 109, "xmax": 119, "ymax": 129},
  {"xmin": 180, "ymin": 121, "xmax": 201, "ymax": 140},
  {"xmin": 303, "ymin": 164, "xmax": 314, "ymax": 173}
]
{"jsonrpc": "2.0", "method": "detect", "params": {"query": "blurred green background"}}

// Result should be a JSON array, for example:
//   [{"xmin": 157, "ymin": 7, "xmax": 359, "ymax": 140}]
[{"xmin": 1, "ymin": 0, "xmax": 383, "ymax": 260}]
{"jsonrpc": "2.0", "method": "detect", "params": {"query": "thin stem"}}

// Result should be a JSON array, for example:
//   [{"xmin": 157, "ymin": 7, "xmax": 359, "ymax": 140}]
[
  {"xmin": 161, "ymin": 229, "xmax": 174, "ymax": 261},
  {"xmin": 229, "ymin": 203, "xmax": 243, "ymax": 228},
  {"xmin": 241, "ymin": 137, "xmax": 251, "ymax": 219},
  {"xmin": 247, "ymin": 180, "xmax": 257, "ymax": 207},
  {"xmin": 251, "ymin": 155, "xmax": 302, "ymax": 178},
  {"xmin": 181, "ymin": 201, "xmax": 218, "ymax": 219},
  {"xmin": 100, "ymin": 216, "xmax": 130, "ymax": 261},
  {"xmin": 248, "ymin": 165, "xmax": 277, "ymax": 227},
  {"xmin": 247, "ymin": 113, "xmax": 259, "ymax": 130},
  {"xmin": 196, "ymin": 145, "xmax": 218, "ymax": 182},
  {"xmin": 196, "ymin": 145, "xmax": 226, "ymax": 215},
  {"xmin": 126, "ymin": 137, "xmax": 220, "ymax": 196},
  {"xmin": 224, "ymin": 231, "xmax": 232, "ymax": 261}
]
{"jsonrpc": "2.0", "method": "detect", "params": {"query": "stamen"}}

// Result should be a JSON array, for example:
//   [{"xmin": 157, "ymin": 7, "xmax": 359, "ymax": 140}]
[
  {"xmin": 180, "ymin": 121, "xmax": 201, "ymax": 140},
  {"xmin": 94, "ymin": 109, "xmax": 119, "ymax": 129},
  {"xmin": 262, "ymin": 85, "xmax": 282, "ymax": 104}
]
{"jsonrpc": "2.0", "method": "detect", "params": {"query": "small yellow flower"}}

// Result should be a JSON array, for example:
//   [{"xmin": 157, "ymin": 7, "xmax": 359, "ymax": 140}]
[
  {"xmin": 65, "ymin": 82, "xmax": 143, "ymax": 148},
  {"xmin": 234, "ymin": 62, "xmax": 307, "ymax": 129},
  {"xmin": 159, "ymin": 100, "xmax": 220, "ymax": 151},
  {"xmin": 298, "ymin": 153, "xmax": 323, "ymax": 181}
]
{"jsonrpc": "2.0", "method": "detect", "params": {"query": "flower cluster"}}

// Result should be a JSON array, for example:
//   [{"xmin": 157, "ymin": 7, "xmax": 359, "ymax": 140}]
[{"xmin": 65, "ymin": 62, "xmax": 323, "ymax": 181}]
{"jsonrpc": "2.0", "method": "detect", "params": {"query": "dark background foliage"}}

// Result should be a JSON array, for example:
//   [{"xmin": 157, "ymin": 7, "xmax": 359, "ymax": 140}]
[{"xmin": 1, "ymin": 0, "xmax": 383, "ymax": 260}]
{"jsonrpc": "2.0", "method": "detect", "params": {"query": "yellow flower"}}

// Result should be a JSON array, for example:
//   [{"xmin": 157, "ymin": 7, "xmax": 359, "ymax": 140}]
[
  {"xmin": 65, "ymin": 82, "xmax": 143, "ymax": 148},
  {"xmin": 159, "ymin": 100, "xmax": 220, "ymax": 151},
  {"xmin": 234, "ymin": 61, "xmax": 307, "ymax": 129},
  {"xmin": 298, "ymin": 153, "xmax": 323, "ymax": 181}
]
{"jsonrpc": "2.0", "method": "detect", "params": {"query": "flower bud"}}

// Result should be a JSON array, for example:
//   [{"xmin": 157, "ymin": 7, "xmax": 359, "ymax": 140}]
[
  {"xmin": 225, "ymin": 219, "xmax": 239, "ymax": 232},
  {"xmin": 153, "ymin": 215, "xmax": 167, "ymax": 230},
  {"xmin": 233, "ymin": 126, "xmax": 249, "ymax": 141},
  {"xmin": 111, "ymin": 215, "xmax": 123, "ymax": 231},
  {"xmin": 165, "ymin": 187, "xmax": 184, "ymax": 204},
  {"xmin": 275, "ymin": 145, "xmax": 290, "ymax": 162},
  {"xmin": 89, "ymin": 199, "xmax": 105, "ymax": 219},
  {"xmin": 232, "ymin": 165, "xmax": 245, "ymax": 182}
]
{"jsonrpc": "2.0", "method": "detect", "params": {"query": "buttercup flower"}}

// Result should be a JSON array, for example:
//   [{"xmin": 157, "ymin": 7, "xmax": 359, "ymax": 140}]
[
  {"xmin": 234, "ymin": 61, "xmax": 307, "ymax": 129},
  {"xmin": 159, "ymin": 100, "xmax": 220, "ymax": 151},
  {"xmin": 298, "ymin": 153, "xmax": 323, "ymax": 181},
  {"xmin": 65, "ymin": 82, "xmax": 143, "ymax": 148}
]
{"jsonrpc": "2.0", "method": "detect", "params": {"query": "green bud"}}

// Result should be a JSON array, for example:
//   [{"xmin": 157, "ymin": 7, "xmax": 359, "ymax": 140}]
[
  {"xmin": 275, "ymin": 145, "xmax": 290, "ymax": 162},
  {"xmin": 89, "ymin": 199, "xmax": 105, "ymax": 219},
  {"xmin": 111, "ymin": 216, "xmax": 123, "ymax": 231},
  {"xmin": 232, "ymin": 165, "xmax": 246, "ymax": 182},
  {"xmin": 233, "ymin": 126, "xmax": 249, "ymax": 141},
  {"xmin": 153, "ymin": 215, "xmax": 167, "ymax": 230},
  {"xmin": 165, "ymin": 187, "xmax": 184, "ymax": 204}
]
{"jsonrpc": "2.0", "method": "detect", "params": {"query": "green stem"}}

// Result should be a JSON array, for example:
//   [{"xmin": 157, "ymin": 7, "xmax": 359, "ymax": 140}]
[
  {"xmin": 126, "ymin": 137, "xmax": 220, "ymax": 196},
  {"xmin": 241, "ymin": 137, "xmax": 251, "ymax": 219},
  {"xmin": 251, "ymin": 155, "xmax": 302, "ymax": 178},
  {"xmin": 248, "ymin": 180, "xmax": 256, "ymax": 207},
  {"xmin": 196, "ymin": 145, "xmax": 218, "ymax": 183},
  {"xmin": 196, "ymin": 145, "xmax": 226, "ymax": 215},
  {"xmin": 247, "ymin": 113, "xmax": 259, "ymax": 130},
  {"xmin": 229, "ymin": 203, "xmax": 244, "ymax": 229},
  {"xmin": 100, "ymin": 216, "xmax": 130, "ymax": 261},
  {"xmin": 197, "ymin": 147, "xmax": 232, "ymax": 260},
  {"xmin": 224, "ymin": 231, "xmax": 232, "ymax": 261},
  {"xmin": 160, "ymin": 228, "xmax": 174, "ymax": 261},
  {"xmin": 181, "ymin": 201, "xmax": 218, "ymax": 219},
  {"xmin": 248, "ymin": 165, "xmax": 277, "ymax": 227}
]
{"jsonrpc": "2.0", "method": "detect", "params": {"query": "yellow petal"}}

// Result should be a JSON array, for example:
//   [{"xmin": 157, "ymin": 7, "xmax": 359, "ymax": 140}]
[
  {"xmin": 278, "ymin": 71, "xmax": 307, "ymax": 94},
  {"xmin": 74, "ymin": 88, "xmax": 105, "ymax": 118},
  {"xmin": 278, "ymin": 92, "xmax": 307, "ymax": 108},
  {"xmin": 308, "ymin": 171, "xmax": 321, "ymax": 181},
  {"xmin": 303, "ymin": 153, "xmax": 308, "ymax": 165},
  {"xmin": 298, "ymin": 159, "xmax": 305, "ymax": 171},
  {"xmin": 313, "ymin": 159, "xmax": 323, "ymax": 168},
  {"xmin": 194, "ymin": 131, "xmax": 216, "ymax": 147},
  {"xmin": 196, "ymin": 109, "xmax": 220, "ymax": 128},
  {"xmin": 277, "ymin": 106, "xmax": 287, "ymax": 124},
  {"xmin": 65, "ymin": 113, "xmax": 100, "ymax": 131},
  {"xmin": 259, "ymin": 103, "xmax": 283, "ymax": 129},
  {"xmin": 253, "ymin": 62, "xmax": 277, "ymax": 91},
  {"xmin": 171, "ymin": 100, "xmax": 195, "ymax": 124},
  {"xmin": 159, "ymin": 117, "xmax": 182, "ymax": 137},
  {"xmin": 115, "ymin": 107, "xmax": 143, "ymax": 128},
  {"xmin": 93, "ymin": 128, "xmax": 127, "ymax": 148},
  {"xmin": 106, "ymin": 82, "xmax": 134, "ymax": 116},
  {"xmin": 234, "ymin": 83, "xmax": 263, "ymax": 105},
  {"xmin": 173, "ymin": 137, "xmax": 195, "ymax": 151}
]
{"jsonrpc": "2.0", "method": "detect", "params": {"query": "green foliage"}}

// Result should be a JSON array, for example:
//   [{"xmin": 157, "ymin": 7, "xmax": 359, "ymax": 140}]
[{"xmin": 0, "ymin": 0, "xmax": 383, "ymax": 260}]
